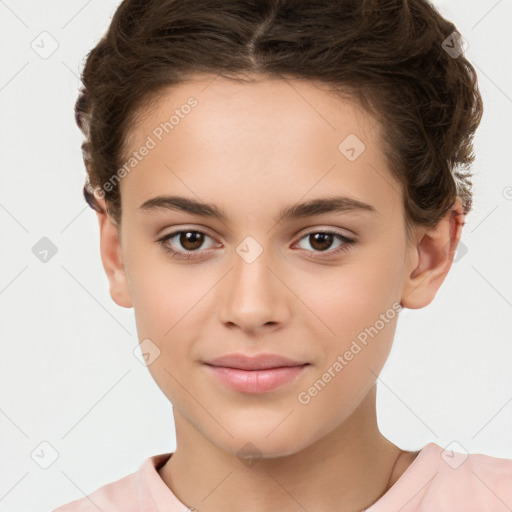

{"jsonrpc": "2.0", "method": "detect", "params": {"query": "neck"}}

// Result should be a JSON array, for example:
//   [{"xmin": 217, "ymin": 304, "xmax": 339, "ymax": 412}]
[{"xmin": 159, "ymin": 385, "xmax": 409, "ymax": 512}]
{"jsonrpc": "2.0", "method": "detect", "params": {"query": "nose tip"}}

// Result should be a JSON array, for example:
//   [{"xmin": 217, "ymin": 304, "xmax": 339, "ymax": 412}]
[{"xmin": 218, "ymin": 256, "xmax": 289, "ymax": 334}]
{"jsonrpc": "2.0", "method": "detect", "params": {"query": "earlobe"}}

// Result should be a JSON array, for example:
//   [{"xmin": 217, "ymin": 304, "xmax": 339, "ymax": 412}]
[
  {"xmin": 401, "ymin": 197, "xmax": 465, "ymax": 309},
  {"xmin": 95, "ymin": 198, "xmax": 133, "ymax": 309}
]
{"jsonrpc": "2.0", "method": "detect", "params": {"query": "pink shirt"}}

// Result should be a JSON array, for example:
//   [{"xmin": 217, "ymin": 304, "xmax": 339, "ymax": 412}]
[{"xmin": 53, "ymin": 442, "xmax": 512, "ymax": 511}]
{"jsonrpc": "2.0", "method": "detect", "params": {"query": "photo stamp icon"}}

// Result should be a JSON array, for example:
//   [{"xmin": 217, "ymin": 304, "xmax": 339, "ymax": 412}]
[
  {"xmin": 31, "ymin": 441, "xmax": 59, "ymax": 469},
  {"xmin": 236, "ymin": 236, "xmax": 263, "ymax": 264},
  {"xmin": 32, "ymin": 236, "xmax": 58, "ymax": 263},
  {"xmin": 133, "ymin": 338, "xmax": 161, "ymax": 366},
  {"xmin": 236, "ymin": 442, "xmax": 262, "ymax": 468},
  {"xmin": 441, "ymin": 440, "xmax": 469, "ymax": 469},
  {"xmin": 30, "ymin": 31, "xmax": 59, "ymax": 60},
  {"xmin": 338, "ymin": 134, "xmax": 366, "ymax": 161},
  {"xmin": 441, "ymin": 31, "xmax": 468, "ymax": 58},
  {"xmin": 453, "ymin": 240, "xmax": 468, "ymax": 263}
]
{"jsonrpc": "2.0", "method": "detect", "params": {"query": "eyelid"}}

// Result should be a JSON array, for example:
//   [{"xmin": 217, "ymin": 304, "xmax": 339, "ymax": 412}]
[
  {"xmin": 157, "ymin": 225, "xmax": 357, "ymax": 261},
  {"xmin": 157, "ymin": 226, "xmax": 220, "ymax": 250},
  {"xmin": 157, "ymin": 223, "xmax": 216, "ymax": 238},
  {"xmin": 158, "ymin": 224, "xmax": 356, "ymax": 244},
  {"xmin": 296, "ymin": 225, "xmax": 357, "ymax": 240}
]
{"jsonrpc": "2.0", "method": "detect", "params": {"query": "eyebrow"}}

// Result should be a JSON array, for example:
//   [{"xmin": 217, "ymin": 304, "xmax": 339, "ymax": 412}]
[{"xmin": 138, "ymin": 195, "xmax": 377, "ymax": 223}]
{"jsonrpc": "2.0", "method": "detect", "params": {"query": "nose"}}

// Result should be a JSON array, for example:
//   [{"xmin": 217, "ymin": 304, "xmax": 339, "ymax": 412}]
[{"xmin": 218, "ymin": 244, "xmax": 290, "ymax": 335}]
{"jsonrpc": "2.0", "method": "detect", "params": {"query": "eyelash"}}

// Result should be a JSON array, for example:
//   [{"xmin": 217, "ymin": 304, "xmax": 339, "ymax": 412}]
[{"xmin": 156, "ymin": 228, "xmax": 356, "ymax": 261}]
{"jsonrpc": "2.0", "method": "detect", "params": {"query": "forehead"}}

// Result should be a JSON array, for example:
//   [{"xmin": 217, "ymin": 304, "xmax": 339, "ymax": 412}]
[
  {"xmin": 120, "ymin": 74, "xmax": 403, "ymax": 225},
  {"xmin": 126, "ymin": 73, "xmax": 376, "ymax": 148}
]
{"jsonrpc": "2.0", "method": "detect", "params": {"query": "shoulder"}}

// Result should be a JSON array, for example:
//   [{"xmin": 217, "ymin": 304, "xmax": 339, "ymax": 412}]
[
  {"xmin": 368, "ymin": 443, "xmax": 512, "ymax": 512},
  {"xmin": 51, "ymin": 472, "xmax": 138, "ymax": 512},
  {"xmin": 412, "ymin": 443, "xmax": 512, "ymax": 511},
  {"xmin": 51, "ymin": 453, "xmax": 172, "ymax": 512}
]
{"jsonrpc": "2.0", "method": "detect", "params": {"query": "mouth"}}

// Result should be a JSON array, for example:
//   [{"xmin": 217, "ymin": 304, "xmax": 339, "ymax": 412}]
[
  {"xmin": 203, "ymin": 353, "xmax": 310, "ymax": 393},
  {"xmin": 204, "ymin": 353, "xmax": 308, "ymax": 370}
]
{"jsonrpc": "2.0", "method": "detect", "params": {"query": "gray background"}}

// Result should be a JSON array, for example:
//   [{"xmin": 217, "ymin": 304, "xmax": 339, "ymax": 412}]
[{"xmin": 0, "ymin": 1, "xmax": 511, "ymax": 510}]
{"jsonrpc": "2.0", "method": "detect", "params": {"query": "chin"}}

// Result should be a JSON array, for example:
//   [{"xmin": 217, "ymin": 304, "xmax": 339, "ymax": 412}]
[
  {"xmin": 206, "ymin": 418, "xmax": 318, "ymax": 461},
  {"xmin": 221, "ymin": 437, "xmax": 308, "ymax": 461}
]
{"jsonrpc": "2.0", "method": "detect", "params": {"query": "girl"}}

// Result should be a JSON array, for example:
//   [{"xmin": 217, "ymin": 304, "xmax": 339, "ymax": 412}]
[{"xmin": 54, "ymin": 0, "xmax": 511, "ymax": 510}]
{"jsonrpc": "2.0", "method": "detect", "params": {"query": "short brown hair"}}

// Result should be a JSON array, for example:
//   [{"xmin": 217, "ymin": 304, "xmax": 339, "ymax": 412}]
[{"xmin": 75, "ymin": 0, "xmax": 483, "ymax": 234}]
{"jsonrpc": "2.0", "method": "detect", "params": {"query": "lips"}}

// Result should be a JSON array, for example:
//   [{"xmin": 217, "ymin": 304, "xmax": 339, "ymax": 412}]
[
  {"xmin": 204, "ymin": 353, "xmax": 308, "ymax": 370},
  {"xmin": 203, "ymin": 353, "xmax": 310, "ymax": 393}
]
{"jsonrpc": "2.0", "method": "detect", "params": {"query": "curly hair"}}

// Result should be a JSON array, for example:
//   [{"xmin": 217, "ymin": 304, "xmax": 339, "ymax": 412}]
[{"xmin": 75, "ymin": 0, "xmax": 483, "ymax": 235}]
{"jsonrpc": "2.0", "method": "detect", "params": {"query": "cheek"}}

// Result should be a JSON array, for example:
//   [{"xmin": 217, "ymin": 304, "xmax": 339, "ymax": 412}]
[
  {"xmin": 127, "ymin": 253, "xmax": 205, "ymax": 337},
  {"xmin": 299, "ymin": 258, "xmax": 401, "ymax": 342},
  {"xmin": 295, "ymin": 288, "xmax": 399, "ymax": 436},
  {"xmin": 127, "ymin": 262, "xmax": 198, "ymax": 402},
  {"xmin": 126, "ymin": 258, "xmax": 215, "ymax": 384}
]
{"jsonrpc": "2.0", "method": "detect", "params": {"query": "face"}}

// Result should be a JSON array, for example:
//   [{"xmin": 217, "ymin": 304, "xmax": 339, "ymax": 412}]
[{"xmin": 98, "ymin": 73, "xmax": 452, "ymax": 457}]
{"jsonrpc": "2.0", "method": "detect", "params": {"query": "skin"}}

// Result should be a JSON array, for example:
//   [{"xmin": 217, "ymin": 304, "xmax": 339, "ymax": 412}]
[{"xmin": 95, "ymin": 73, "xmax": 465, "ymax": 512}]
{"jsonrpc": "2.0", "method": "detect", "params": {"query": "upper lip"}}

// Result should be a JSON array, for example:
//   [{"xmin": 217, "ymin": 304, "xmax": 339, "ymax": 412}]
[{"xmin": 204, "ymin": 353, "xmax": 308, "ymax": 370}]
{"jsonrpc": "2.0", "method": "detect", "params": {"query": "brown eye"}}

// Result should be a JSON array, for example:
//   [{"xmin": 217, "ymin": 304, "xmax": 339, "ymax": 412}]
[
  {"xmin": 308, "ymin": 233, "xmax": 334, "ymax": 251},
  {"xmin": 157, "ymin": 229, "xmax": 218, "ymax": 259},
  {"xmin": 295, "ymin": 230, "xmax": 356, "ymax": 258},
  {"xmin": 178, "ymin": 231, "xmax": 205, "ymax": 251},
  {"xmin": 157, "ymin": 228, "xmax": 355, "ymax": 261}
]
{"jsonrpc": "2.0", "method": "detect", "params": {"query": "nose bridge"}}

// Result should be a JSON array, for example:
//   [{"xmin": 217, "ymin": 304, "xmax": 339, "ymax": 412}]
[{"xmin": 218, "ymin": 235, "xmax": 288, "ymax": 331}]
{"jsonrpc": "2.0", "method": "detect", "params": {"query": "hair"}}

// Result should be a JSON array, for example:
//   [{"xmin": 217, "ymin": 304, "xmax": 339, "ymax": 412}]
[{"xmin": 75, "ymin": 0, "xmax": 483, "ymax": 238}]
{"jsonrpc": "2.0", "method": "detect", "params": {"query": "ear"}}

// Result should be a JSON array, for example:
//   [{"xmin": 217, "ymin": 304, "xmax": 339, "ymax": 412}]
[
  {"xmin": 401, "ymin": 196, "xmax": 465, "ymax": 309},
  {"xmin": 95, "ymin": 197, "xmax": 133, "ymax": 308}
]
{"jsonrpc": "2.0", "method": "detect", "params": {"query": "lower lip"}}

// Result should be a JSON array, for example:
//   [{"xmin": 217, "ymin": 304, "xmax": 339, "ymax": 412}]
[{"xmin": 204, "ymin": 364, "xmax": 309, "ymax": 393}]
